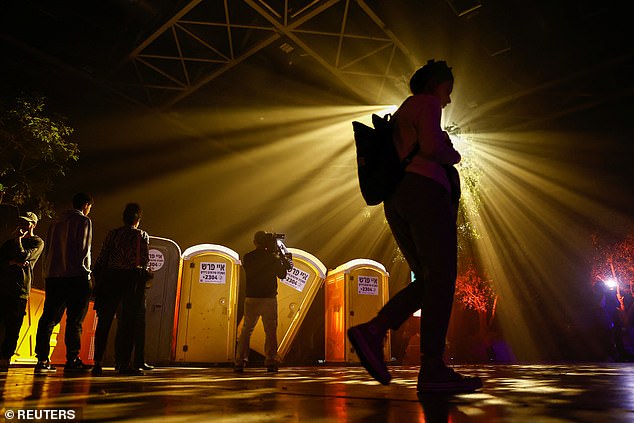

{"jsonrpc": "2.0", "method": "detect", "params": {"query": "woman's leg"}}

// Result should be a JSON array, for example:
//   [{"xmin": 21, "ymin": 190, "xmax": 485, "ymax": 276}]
[
  {"xmin": 388, "ymin": 174, "xmax": 456, "ymax": 359},
  {"xmin": 117, "ymin": 275, "xmax": 145, "ymax": 370}
]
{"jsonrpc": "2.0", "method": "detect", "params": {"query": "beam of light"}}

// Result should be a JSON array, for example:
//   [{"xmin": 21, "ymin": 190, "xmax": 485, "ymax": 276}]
[
  {"xmin": 79, "ymin": 105, "xmax": 406, "ymax": 280},
  {"xmin": 68, "ymin": 69, "xmax": 632, "ymax": 363},
  {"xmin": 456, "ymin": 128, "xmax": 633, "ymax": 360}
]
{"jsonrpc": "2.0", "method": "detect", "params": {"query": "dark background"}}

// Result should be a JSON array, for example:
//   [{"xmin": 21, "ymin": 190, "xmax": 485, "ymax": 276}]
[{"xmin": 2, "ymin": 0, "xmax": 633, "ymax": 362}]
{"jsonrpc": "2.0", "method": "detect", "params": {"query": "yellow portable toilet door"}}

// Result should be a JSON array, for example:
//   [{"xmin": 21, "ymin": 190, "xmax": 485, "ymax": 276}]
[
  {"xmin": 175, "ymin": 244, "xmax": 240, "ymax": 364},
  {"xmin": 346, "ymin": 259, "xmax": 391, "ymax": 363},
  {"xmin": 250, "ymin": 248, "xmax": 327, "ymax": 360}
]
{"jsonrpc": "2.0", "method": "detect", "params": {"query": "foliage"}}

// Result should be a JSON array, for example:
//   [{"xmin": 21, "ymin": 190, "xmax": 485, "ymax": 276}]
[
  {"xmin": 0, "ymin": 95, "xmax": 78, "ymax": 217},
  {"xmin": 446, "ymin": 123, "xmax": 482, "ymax": 251},
  {"xmin": 455, "ymin": 262, "xmax": 497, "ymax": 314},
  {"xmin": 591, "ymin": 228, "xmax": 634, "ymax": 302}
]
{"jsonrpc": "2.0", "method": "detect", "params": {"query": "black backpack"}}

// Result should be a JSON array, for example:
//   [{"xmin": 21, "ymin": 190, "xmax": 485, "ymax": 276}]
[{"xmin": 352, "ymin": 114, "xmax": 419, "ymax": 206}]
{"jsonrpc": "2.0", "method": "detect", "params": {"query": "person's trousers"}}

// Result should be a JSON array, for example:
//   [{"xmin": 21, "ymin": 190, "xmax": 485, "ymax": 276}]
[
  {"xmin": 235, "ymin": 297, "xmax": 278, "ymax": 366},
  {"xmin": 35, "ymin": 277, "xmax": 91, "ymax": 361},
  {"xmin": 115, "ymin": 290, "xmax": 147, "ymax": 366},
  {"xmin": 380, "ymin": 173, "xmax": 457, "ymax": 360},
  {"xmin": 0, "ymin": 295, "xmax": 27, "ymax": 360},
  {"xmin": 93, "ymin": 270, "xmax": 144, "ymax": 367}
]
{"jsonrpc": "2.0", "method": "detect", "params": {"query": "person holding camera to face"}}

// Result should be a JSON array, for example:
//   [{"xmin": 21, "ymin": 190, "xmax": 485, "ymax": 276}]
[
  {"xmin": 234, "ymin": 231, "xmax": 292, "ymax": 373},
  {"xmin": 0, "ymin": 212, "xmax": 44, "ymax": 372}
]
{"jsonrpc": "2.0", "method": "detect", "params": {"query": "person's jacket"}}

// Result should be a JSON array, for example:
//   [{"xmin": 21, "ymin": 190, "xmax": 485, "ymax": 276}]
[
  {"xmin": 95, "ymin": 226, "xmax": 150, "ymax": 271},
  {"xmin": 42, "ymin": 209, "xmax": 92, "ymax": 279},
  {"xmin": 0, "ymin": 235, "xmax": 44, "ymax": 299},
  {"xmin": 242, "ymin": 247, "xmax": 289, "ymax": 298}
]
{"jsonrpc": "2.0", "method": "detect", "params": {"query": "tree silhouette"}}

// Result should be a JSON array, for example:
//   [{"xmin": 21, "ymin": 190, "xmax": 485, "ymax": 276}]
[
  {"xmin": 0, "ymin": 95, "xmax": 78, "ymax": 217},
  {"xmin": 591, "ymin": 228, "xmax": 634, "ymax": 310},
  {"xmin": 455, "ymin": 262, "xmax": 497, "ymax": 335}
]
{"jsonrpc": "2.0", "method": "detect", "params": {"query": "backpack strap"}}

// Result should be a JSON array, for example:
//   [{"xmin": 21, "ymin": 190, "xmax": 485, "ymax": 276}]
[
  {"xmin": 399, "ymin": 95, "xmax": 432, "ymax": 168},
  {"xmin": 401, "ymin": 143, "xmax": 419, "ymax": 168}
]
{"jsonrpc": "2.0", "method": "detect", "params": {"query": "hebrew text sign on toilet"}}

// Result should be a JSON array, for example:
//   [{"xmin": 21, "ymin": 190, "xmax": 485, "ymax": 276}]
[
  {"xmin": 199, "ymin": 262, "xmax": 227, "ymax": 284},
  {"xmin": 281, "ymin": 266, "xmax": 311, "ymax": 292}
]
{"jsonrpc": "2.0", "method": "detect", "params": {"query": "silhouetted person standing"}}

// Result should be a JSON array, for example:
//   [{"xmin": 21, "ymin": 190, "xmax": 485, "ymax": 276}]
[
  {"xmin": 92, "ymin": 203, "xmax": 150, "ymax": 376},
  {"xmin": 0, "ymin": 212, "xmax": 43, "ymax": 372},
  {"xmin": 594, "ymin": 280, "xmax": 634, "ymax": 361},
  {"xmin": 348, "ymin": 60, "xmax": 482, "ymax": 394},
  {"xmin": 235, "ymin": 231, "xmax": 291, "ymax": 373},
  {"xmin": 34, "ymin": 193, "xmax": 94, "ymax": 373}
]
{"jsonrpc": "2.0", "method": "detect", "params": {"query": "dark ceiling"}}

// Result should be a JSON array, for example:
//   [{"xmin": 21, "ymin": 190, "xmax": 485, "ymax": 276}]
[
  {"xmin": 2, "ymin": 0, "xmax": 633, "ymax": 133},
  {"xmin": 2, "ymin": 1, "xmax": 631, "ymax": 361}
]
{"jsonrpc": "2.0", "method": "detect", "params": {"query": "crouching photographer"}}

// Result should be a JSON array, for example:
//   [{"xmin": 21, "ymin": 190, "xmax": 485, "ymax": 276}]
[{"xmin": 234, "ymin": 231, "xmax": 292, "ymax": 373}]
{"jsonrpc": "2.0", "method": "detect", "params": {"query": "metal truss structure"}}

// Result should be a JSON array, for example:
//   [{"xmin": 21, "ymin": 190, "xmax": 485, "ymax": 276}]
[
  {"xmin": 3, "ymin": 0, "xmax": 631, "ymax": 130},
  {"xmin": 109, "ymin": 0, "xmax": 416, "ymax": 108}
]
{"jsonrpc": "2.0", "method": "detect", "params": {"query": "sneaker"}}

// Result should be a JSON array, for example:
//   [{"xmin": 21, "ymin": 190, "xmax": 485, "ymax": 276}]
[
  {"xmin": 266, "ymin": 364, "xmax": 279, "ymax": 373},
  {"xmin": 234, "ymin": 360, "xmax": 247, "ymax": 373},
  {"xmin": 134, "ymin": 363, "xmax": 155, "ymax": 371},
  {"xmin": 64, "ymin": 358, "xmax": 92, "ymax": 372},
  {"xmin": 34, "ymin": 360, "xmax": 57, "ymax": 374},
  {"xmin": 91, "ymin": 364, "xmax": 103, "ymax": 376},
  {"xmin": 347, "ymin": 322, "xmax": 391, "ymax": 385},
  {"xmin": 417, "ymin": 365, "xmax": 482, "ymax": 394}
]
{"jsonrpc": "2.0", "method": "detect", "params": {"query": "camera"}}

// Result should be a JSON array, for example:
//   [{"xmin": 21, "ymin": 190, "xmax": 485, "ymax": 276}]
[
  {"xmin": 263, "ymin": 232, "xmax": 286, "ymax": 252},
  {"xmin": 262, "ymin": 232, "xmax": 293, "ymax": 271}
]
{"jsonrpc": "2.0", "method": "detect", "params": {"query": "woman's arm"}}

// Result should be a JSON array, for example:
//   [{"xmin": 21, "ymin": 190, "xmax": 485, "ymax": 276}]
[{"xmin": 415, "ymin": 98, "xmax": 461, "ymax": 165}]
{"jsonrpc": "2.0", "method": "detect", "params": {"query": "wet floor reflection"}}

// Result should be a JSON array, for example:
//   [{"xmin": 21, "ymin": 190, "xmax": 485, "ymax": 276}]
[{"xmin": 1, "ymin": 364, "xmax": 633, "ymax": 422}]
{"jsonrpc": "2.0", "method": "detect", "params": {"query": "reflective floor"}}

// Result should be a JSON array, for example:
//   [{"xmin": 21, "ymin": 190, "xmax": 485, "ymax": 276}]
[{"xmin": 1, "ymin": 364, "xmax": 634, "ymax": 422}]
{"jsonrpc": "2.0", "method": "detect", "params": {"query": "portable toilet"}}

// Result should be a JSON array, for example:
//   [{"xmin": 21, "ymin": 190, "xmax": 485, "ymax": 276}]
[
  {"xmin": 99, "ymin": 236, "xmax": 182, "ymax": 366},
  {"xmin": 249, "ymin": 248, "xmax": 327, "ymax": 360},
  {"xmin": 174, "ymin": 244, "xmax": 240, "ymax": 364},
  {"xmin": 325, "ymin": 259, "xmax": 390, "ymax": 363},
  {"xmin": 15, "ymin": 289, "xmax": 69, "ymax": 365},
  {"xmin": 145, "ymin": 236, "xmax": 182, "ymax": 364}
]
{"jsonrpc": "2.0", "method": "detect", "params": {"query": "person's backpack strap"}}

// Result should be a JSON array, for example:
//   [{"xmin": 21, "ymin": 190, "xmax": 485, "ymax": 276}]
[
  {"xmin": 373, "ymin": 113, "xmax": 419, "ymax": 169},
  {"xmin": 401, "ymin": 141, "xmax": 419, "ymax": 168}
]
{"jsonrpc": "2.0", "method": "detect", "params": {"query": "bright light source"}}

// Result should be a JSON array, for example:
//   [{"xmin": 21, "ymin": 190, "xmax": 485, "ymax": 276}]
[{"xmin": 605, "ymin": 278, "xmax": 618, "ymax": 289}]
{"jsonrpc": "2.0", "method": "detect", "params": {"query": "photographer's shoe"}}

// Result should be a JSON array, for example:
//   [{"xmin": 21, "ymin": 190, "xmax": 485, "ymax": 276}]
[
  {"xmin": 347, "ymin": 322, "xmax": 391, "ymax": 385},
  {"xmin": 34, "ymin": 360, "xmax": 57, "ymax": 374},
  {"xmin": 64, "ymin": 358, "xmax": 92, "ymax": 372},
  {"xmin": 234, "ymin": 360, "xmax": 246, "ymax": 373}
]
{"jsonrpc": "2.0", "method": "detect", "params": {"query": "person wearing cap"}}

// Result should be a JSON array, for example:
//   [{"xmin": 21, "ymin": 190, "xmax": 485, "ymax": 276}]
[
  {"xmin": 34, "ymin": 193, "xmax": 94, "ymax": 374},
  {"xmin": 0, "ymin": 212, "xmax": 44, "ymax": 372}
]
